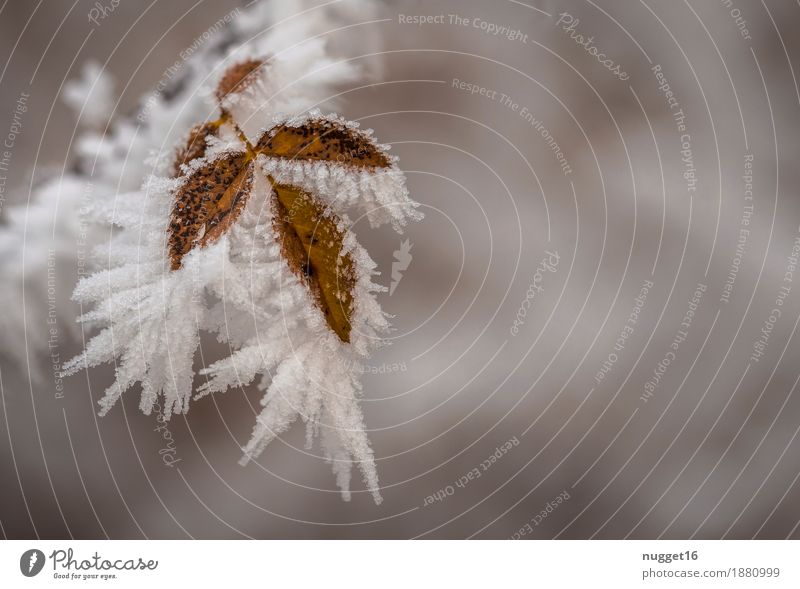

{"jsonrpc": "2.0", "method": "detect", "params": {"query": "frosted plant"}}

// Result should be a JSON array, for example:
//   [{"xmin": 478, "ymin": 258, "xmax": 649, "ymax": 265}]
[
  {"xmin": 62, "ymin": 52, "xmax": 421, "ymax": 503},
  {"xmin": 0, "ymin": 0, "xmax": 416, "ymax": 503},
  {"xmin": 0, "ymin": 0, "xmax": 374, "ymax": 364},
  {"xmin": 63, "ymin": 60, "xmax": 116, "ymax": 130}
]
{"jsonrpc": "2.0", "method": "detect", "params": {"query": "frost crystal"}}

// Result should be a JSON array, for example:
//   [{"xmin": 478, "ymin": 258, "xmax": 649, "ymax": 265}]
[
  {"xmin": 51, "ymin": 2, "xmax": 420, "ymax": 504},
  {"xmin": 63, "ymin": 61, "xmax": 116, "ymax": 129}
]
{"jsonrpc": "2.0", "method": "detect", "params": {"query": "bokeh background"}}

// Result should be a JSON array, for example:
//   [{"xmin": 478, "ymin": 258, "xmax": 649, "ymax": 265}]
[{"xmin": 2, "ymin": 0, "xmax": 800, "ymax": 539}]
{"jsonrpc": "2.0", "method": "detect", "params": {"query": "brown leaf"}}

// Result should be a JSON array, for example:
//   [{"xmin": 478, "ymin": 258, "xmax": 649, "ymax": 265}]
[
  {"xmin": 257, "ymin": 119, "xmax": 391, "ymax": 168},
  {"xmin": 172, "ymin": 121, "xmax": 218, "ymax": 177},
  {"xmin": 166, "ymin": 101, "xmax": 376, "ymax": 344},
  {"xmin": 168, "ymin": 153, "xmax": 254, "ymax": 270},
  {"xmin": 215, "ymin": 58, "xmax": 265, "ymax": 104},
  {"xmin": 271, "ymin": 182, "xmax": 355, "ymax": 342}
]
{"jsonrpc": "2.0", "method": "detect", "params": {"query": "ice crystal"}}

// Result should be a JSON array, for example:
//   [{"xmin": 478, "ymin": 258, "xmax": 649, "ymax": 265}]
[{"xmin": 53, "ymin": 4, "xmax": 421, "ymax": 504}]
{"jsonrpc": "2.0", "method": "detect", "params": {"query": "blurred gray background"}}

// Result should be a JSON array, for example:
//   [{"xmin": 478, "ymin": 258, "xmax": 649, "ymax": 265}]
[{"xmin": 2, "ymin": 0, "xmax": 800, "ymax": 539}]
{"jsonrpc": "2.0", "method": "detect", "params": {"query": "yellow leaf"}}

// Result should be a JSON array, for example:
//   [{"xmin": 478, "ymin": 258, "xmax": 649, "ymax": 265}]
[
  {"xmin": 257, "ymin": 119, "xmax": 391, "ymax": 168},
  {"xmin": 168, "ymin": 153, "xmax": 254, "ymax": 270},
  {"xmin": 271, "ymin": 182, "xmax": 355, "ymax": 342},
  {"xmin": 215, "ymin": 58, "xmax": 265, "ymax": 105}
]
